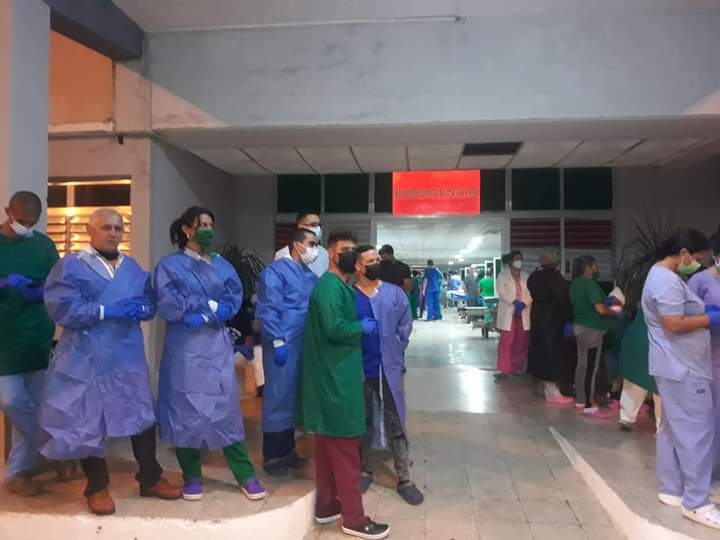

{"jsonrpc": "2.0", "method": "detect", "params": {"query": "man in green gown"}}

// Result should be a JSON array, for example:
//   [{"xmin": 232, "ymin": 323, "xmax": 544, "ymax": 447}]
[
  {"xmin": 0, "ymin": 191, "xmax": 59, "ymax": 496},
  {"xmin": 301, "ymin": 231, "xmax": 390, "ymax": 540},
  {"xmin": 409, "ymin": 270, "xmax": 421, "ymax": 319}
]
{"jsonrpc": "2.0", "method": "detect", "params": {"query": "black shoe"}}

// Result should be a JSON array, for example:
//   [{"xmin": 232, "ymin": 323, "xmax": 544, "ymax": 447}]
[
  {"xmin": 360, "ymin": 473, "xmax": 373, "ymax": 494},
  {"xmin": 342, "ymin": 518, "xmax": 390, "ymax": 539},
  {"xmin": 619, "ymin": 422, "xmax": 634, "ymax": 432},
  {"xmin": 263, "ymin": 458, "xmax": 289, "ymax": 477},
  {"xmin": 397, "ymin": 481, "xmax": 424, "ymax": 505},
  {"xmin": 284, "ymin": 451, "xmax": 308, "ymax": 470}
]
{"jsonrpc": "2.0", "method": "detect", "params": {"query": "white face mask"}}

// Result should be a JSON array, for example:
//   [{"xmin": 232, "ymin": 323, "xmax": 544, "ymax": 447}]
[
  {"xmin": 301, "ymin": 246, "xmax": 320, "ymax": 265},
  {"xmin": 10, "ymin": 220, "xmax": 34, "ymax": 238},
  {"xmin": 512, "ymin": 260, "xmax": 523, "ymax": 270},
  {"xmin": 307, "ymin": 226, "xmax": 322, "ymax": 241}
]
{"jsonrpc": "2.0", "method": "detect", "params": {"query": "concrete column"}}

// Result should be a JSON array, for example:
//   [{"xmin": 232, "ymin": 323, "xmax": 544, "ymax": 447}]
[{"xmin": 0, "ymin": 0, "xmax": 50, "ymax": 463}]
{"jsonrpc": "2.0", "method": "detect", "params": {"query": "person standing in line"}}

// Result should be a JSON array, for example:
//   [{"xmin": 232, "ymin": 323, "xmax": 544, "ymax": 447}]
[
  {"xmin": 409, "ymin": 270, "xmax": 421, "ymax": 319},
  {"xmin": 301, "ymin": 231, "xmax": 390, "ymax": 540},
  {"xmin": 154, "ymin": 206, "xmax": 265, "ymax": 502},
  {"xmin": 255, "ymin": 228, "xmax": 319, "ymax": 476},
  {"xmin": 495, "ymin": 251, "xmax": 532, "ymax": 379},
  {"xmin": 275, "ymin": 211, "xmax": 328, "ymax": 277},
  {"xmin": 642, "ymin": 228, "xmax": 720, "ymax": 529},
  {"xmin": 41, "ymin": 208, "xmax": 181, "ymax": 515},
  {"xmin": 0, "ymin": 191, "xmax": 61, "ymax": 496},
  {"xmin": 353, "ymin": 245, "xmax": 424, "ymax": 506},
  {"xmin": 378, "ymin": 244, "xmax": 412, "ymax": 292},
  {"xmin": 422, "ymin": 259, "xmax": 442, "ymax": 321},
  {"xmin": 569, "ymin": 256, "xmax": 617, "ymax": 417},
  {"xmin": 688, "ymin": 228, "xmax": 720, "ymax": 479},
  {"xmin": 478, "ymin": 267, "xmax": 495, "ymax": 299},
  {"xmin": 464, "ymin": 266, "xmax": 479, "ymax": 307},
  {"xmin": 526, "ymin": 248, "xmax": 574, "ymax": 404}
]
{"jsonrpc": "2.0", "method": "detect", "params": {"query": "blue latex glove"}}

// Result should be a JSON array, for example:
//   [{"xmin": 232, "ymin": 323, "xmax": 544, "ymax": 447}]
[
  {"xmin": 360, "ymin": 317, "xmax": 379, "ymax": 336},
  {"xmin": 604, "ymin": 296, "xmax": 616, "ymax": 307},
  {"xmin": 19, "ymin": 286, "xmax": 44, "ymax": 302},
  {"xmin": 182, "ymin": 313, "xmax": 207, "ymax": 328},
  {"xmin": 1, "ymin": 273, "xmax": 32, "ymax": 289},
  {"xmin": 705, "ymin": 304, "xmax": 720, "ymax": 313},
  {"xmin": 235, "ymin": 343, "xmax": 254, "ymax": 360},
  {"xmin": 513, "ymin": 301, "xmax": 526, "ymax": 315},
  {"xmin": 709, "ymin": 311, "xmax": 720, "ymax": 327},
  {"xmin": 215, "ymin": 302, "xmax": 233, "ymax": 322},
  {"xmin": 129, "ymin": 300, "xmax": 153, "ymax": 321},
  {"xmin": 274, "ymin": 343, "xmax": 289, "ymax": 366},
  {"xmin": 104, "ymin": 301, "xmax": 135, "ymax": 320},
  {"xmin": 563, "ymin": 322, "xmax": 574, "ymax": 338}
]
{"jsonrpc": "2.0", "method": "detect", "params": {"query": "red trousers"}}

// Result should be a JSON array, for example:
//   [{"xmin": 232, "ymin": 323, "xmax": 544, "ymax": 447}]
[
  {"xmin": 314, "ymin": 434, "xmax": 365, "ymax": 528},
  {"xmin": 497, "ymin": 315, "xmax": 529, "ymax": 375}
]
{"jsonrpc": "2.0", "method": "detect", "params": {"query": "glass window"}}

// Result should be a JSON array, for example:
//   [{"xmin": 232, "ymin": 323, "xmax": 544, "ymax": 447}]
[
  {"xmin": 481, "ymin": 169, "xmax": 505, "ymax": 212},
  {"xmin": 74, "ymin": 184, "xmax": 130, "ymax": 207},
  {"xmin": 277, "ymin": 175, "xmax": 321, "ymax": 214},
  {"xmin": 47, "ymin": 185, "xmax": 67, "ymax": 208},
  {"xmin": 511, "ymin": 168, "xmax": 560, "ymax": 210},
  {"xmin": 374, "ymin": 173, "xmax": 392, "ymax": 213},
  {"xmin": 564, "ymin": 168, "xmax": 613, "ymax": 210},
  {"xmin": 325, "ymin": 174, "xmax": 369, "ymax": 213}
]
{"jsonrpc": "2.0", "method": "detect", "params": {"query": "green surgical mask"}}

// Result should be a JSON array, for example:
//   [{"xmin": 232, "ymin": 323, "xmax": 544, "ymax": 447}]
[
  {"xmin": 677, "ymin": 260, "xmax": 701, "ymax": 276},
  {"xmin": 193, "ymin": 229, "xmax": 214, "ymax": 248},
  {"xmin": 592, "ymin": 270, "xmax": 600, "ymax": 280}
]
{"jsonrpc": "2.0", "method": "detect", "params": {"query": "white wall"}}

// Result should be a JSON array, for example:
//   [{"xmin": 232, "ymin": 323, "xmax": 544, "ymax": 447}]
[
  {"xmin": 146, "ymin": 13, "xmax": 720, "ymax": 129},
  {"xmin": 614, "ymin": 158, "xmax": 720, "ymax": 253}
]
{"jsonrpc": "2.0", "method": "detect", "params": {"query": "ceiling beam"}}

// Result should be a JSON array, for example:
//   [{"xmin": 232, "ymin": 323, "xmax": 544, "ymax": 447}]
[{"xmin": 45, "ymin": 0, "xmax": 143, "ymax": 60}]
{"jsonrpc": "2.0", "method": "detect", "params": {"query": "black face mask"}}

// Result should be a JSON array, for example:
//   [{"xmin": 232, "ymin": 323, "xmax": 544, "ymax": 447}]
[
  {"xmin": 365, "ymin": 263, "xmax": 382, "ymax": 281},
  {"xmin": 97, "ymin": 249, "xmax": 120, "ymax": 261},
  {"xmin": 338, "ymin": 251, "xmax": 358, "ymax": 273}
]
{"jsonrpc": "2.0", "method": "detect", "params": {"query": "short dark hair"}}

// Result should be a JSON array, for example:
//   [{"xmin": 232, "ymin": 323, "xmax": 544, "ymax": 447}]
[
  {"xmin": 508, "ymin": 250, "xmax": 523, "ymax": 260},
  {"xmin": 356, "ymin": 244, "xmax": 376, "ymax": 256},
  {"xmin": 296, "ymin": 211, "xmax": 320, "ymax": 224},
  {"xmin": 9, "ymin": 191, "xmax": 42, "ymax": 215},
  {"xmin": 379, "ymin": 244, "xmax": 394, "ymax": 255},
  {"xmin": 427, "ymin": 259, "xmax": 434, "ymax": 266},
  {"xmin": 655, "ymin": 228, "xmax": 710, "ymax": 260},
  {"xmin": 572, "ymin": 255, "xmax": 597, "ymax": 279},
  {"xmin": 170, "ymin": 206, "xmax": 215, "ymax": 248},
  {"xmin": 327, "ymin": 230, "xmax": 357, "ymax": 247},
  {"xmin": 288, "ymin": 228, "xmax": 316, "ymax": 253}
]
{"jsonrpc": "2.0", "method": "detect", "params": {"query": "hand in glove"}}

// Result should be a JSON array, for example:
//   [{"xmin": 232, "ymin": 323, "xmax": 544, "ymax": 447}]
[
  {"xmin": 360, "ymin": 318, "xmax": 379, "ymax": 336},
  {"xmin": 274, "ymin": 341, "xmax": 289, "ymax": 366},
  {"xmin": 1, "ymin": 273, "xmax": 32, "ymax": 289},
  {"xmin": 129, "ymin": 300, "xmax": 153, "ymax": 321},
  {"xmin": 563, "ymin": 322, "xmax": 574, "ymax": 338},
  {"xmin": 215, "ymin": 302, "xmax": 233, "ymax": 322},
  {"xmin": 705, "ymin": 304, "xmax": 720, "ymax": 314},
  {"xmin": 513, "ymin": 301, "xmax": 527, "ymax": 315},
  {"xmin": 235, "ymin": 343, "xmax": 254, "ymax": 360},
  {"xmin": 104, "ymin": 300, "xmax": 136, "ymax": 320},
  {"xmin": 182, "ymin": 313, "xmax": 208, "ymax": 328},
  {"xmin": 709, "ymin": 312, "xmax": 720, "ymax": 328},
  {"xmin": 19, "ymin": 285, "xmax": 44, "ymax": 302}
]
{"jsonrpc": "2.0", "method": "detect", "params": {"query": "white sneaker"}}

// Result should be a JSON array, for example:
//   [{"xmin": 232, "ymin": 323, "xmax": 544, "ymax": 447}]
[
  {"xmin": 657, "ymin": 493, "xmax": 682, "ymax": 507},
  {"xmin": 681, "ymin": 504, "xmax": 720, "ymax": 530}
]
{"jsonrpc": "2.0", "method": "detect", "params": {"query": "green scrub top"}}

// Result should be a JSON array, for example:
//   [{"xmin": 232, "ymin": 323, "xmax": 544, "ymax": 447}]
[
  {"xmin": 0, "ymin": 231, "xmax": 58, "ymax": 375},
  {"xmin": 479, "ymin": 276, "xmax": 495, "ymax": 297},
  {"xmin": 570, "ymin": 276, "xmax": 609, "ymax": 331},
  {"xmin": 300, "ymin": 272, "xmax": 365, "ymax": 438}
]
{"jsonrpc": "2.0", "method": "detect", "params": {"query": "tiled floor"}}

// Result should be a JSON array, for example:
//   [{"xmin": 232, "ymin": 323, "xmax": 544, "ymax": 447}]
[{"xmin": 305, "ymin": 315, "xmax": 624, "ymax": 540}]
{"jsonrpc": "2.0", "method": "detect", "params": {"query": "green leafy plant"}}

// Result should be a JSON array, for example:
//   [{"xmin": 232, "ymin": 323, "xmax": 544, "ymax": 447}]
[
  {"xmin": 615, "ymin": 216, "xmax": 676, "ymax": 313},
  {"xmin": 220, "ymin": 243, "xmax": 266, "ymax": 301}
]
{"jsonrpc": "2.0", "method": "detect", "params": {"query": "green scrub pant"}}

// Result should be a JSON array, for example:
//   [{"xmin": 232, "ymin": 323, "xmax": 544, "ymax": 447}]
[
  {"xmin": 409, "ymin": 292, "xmax": 419, "ymax": 320},
  {"xmin": 175, "ymin": 441, "xmax": 255, "ymax": 484}
]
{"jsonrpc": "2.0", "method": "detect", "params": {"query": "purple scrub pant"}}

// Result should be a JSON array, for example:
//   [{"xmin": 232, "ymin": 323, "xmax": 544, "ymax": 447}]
[
  {"xmin": 656, "ymin": 374, "xmax": 714, "ymax": 510},
  {"xmin": 712, "ymin": 361, "xmax": 720, "ymax": 480}
]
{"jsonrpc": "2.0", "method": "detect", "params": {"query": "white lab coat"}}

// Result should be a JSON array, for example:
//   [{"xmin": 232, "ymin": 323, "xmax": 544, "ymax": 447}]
[{"xmin": 496, "ymin": 268, "xmax": 532, "ymax": 332}]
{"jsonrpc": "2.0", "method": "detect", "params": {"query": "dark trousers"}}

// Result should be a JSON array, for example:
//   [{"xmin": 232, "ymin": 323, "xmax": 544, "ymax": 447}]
[
  {"xmin": 262, "ymin": 428, "xmax": 296, "ymax": 462},
  {"xmin": 80, "ymin": 425, "xmax": 163, "ymax": 496},
  {"xmin": 314, "ymin": 434, "xmax": 365, "ymax": 528}
]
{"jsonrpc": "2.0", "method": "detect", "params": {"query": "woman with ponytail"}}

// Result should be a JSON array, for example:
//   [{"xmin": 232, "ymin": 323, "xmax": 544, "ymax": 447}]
[{"xmin": 154, "ymin": 206, "xmax": 266, "ymax": 502}]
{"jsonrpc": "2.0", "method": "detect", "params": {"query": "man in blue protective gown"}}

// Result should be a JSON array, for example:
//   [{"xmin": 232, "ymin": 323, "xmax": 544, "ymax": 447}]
[
  {"xmin": 354, "ymin": 246, "xmax": 424, "ymax": 506},
  {"xmin": 255, "ymin": 228, "xmax": 319, "ymax": 476},
  {"xmin": 40, "ymin": 208, "xmax": 182, "ymax": 515},
  {"xmin": 423, "ymin": 259, "xmax": 442, "ymax": 321}
]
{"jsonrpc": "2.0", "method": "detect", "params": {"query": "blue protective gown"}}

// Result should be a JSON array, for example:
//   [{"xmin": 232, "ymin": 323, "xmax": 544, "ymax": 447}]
[
  {"xmin": 423, "ymin": 267, "xmax": 443, "ymax": 320},
  {"xmin": 366, "ymin": 282, "xmax": 413, "ymax": 447},
  {"xmin": 154, "ymin": 250, "xmax": 244, "ymax": 449},
  {"xmin": 40, "ymin": 252, "xmax": 156, "ymax": 459},
  {"xmin": 255, "ymin": 258, "xmax": 318, "ymax": 432}
]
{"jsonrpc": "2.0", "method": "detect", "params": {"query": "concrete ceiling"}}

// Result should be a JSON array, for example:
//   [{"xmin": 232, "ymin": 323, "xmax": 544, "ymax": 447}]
[{"xmin": 112, "ymin": 0, "xmax": 720, "ymax": 32}]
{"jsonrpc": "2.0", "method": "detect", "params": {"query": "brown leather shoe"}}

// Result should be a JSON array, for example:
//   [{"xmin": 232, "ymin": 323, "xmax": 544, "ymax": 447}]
[
  {"xmin": 87, "ymin": 489, "xmax": 116, "ymax": 515},
  {"xmin": 140, "ymin": 478, "xmax": 182, "ymax": 500},
  {"xmin": 5, "ymin": 475, "xmax": 43, "ymax": 497}
]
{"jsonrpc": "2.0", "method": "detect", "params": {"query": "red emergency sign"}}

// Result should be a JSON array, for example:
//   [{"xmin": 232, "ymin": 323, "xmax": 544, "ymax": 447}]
[{"xmin": 392, "ymin": 170, "xmax": 481, "ymax": 216}]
